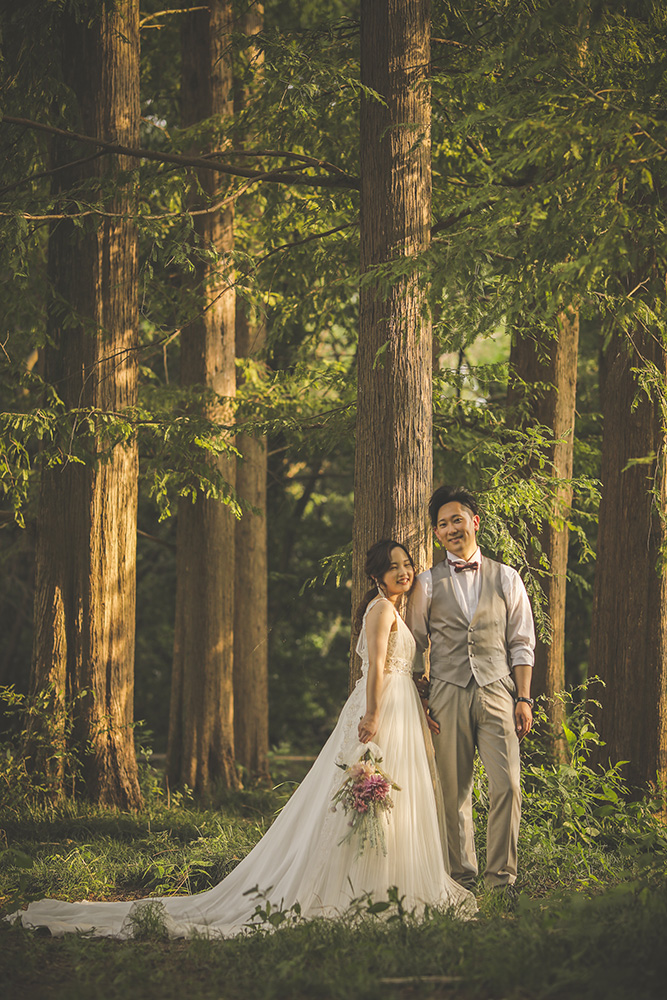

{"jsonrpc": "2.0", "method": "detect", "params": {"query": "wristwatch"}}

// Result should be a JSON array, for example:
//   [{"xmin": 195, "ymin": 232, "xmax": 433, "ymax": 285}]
[{"xmin": 515, "ymin": 696, "xmax": 534, "ymax": 708}]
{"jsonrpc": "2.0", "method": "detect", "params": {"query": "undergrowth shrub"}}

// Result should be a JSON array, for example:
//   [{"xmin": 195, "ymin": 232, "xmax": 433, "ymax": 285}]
[
  {"xmin": 0, "ymin": 683, "xmax": 85, "ymax": 808},
  {"xmin": 471, "ymin": 680, "xmax": 667, "ymax": 890}
]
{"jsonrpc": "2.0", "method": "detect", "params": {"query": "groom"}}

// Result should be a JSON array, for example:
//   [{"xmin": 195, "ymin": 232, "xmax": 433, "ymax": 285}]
[{"xmin": 407, "ymin": 485, "xmax": 535, "ymax": 889}]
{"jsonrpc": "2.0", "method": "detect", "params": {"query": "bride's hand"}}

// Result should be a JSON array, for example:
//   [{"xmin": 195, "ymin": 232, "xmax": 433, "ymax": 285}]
[
  {"xmin": 425, "ymin": 710, "xmax": 440, "ymax": 736},
  {"xmin": 419, "ymin": 695, "xmax": 440, "ymax": 736},
  {"xmin": 358, "ymin": 711, "xmax": 379, "ymax": 744}
]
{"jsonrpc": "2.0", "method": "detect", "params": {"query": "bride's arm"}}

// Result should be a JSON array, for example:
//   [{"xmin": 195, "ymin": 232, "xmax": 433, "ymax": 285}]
[{"xmin": 358, "ymin": 601, "xmax": 394, "ymax": 744}]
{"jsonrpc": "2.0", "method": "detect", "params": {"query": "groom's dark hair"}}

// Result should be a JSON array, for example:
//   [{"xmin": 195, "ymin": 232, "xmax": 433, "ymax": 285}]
[{"xmin": 429, "ymin": 485, "xmax": 479, "ymax": 526}]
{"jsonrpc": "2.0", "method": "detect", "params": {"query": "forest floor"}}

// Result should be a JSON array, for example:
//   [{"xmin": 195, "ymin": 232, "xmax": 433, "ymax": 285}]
[{"xmin": 1, "ymin": 765, "xmax": 666, "ymax": 1000}]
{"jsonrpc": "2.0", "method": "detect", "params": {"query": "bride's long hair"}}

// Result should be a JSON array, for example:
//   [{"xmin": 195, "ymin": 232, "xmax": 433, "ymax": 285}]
[{"xmin": 352, "ymin": 539, "xmax": 416, "ymax": 633}]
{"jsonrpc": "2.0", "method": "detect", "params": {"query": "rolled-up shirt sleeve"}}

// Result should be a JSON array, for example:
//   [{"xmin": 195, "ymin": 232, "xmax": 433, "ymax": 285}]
[
  {"xmin": 406, "ymin": 571, "xmax": 431, "ymax": 674},
  {"xmin": 500, "ymin": 565, "xmax": 536, "ymax": 667}
]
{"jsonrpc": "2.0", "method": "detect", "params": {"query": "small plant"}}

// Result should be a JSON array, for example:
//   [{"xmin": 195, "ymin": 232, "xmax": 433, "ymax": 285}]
[
  {"xmin": 242, "ymin": 884, "xmax": 426, "ymax": 936},
  {"xmin": 242, "ymin": 885, "xmax": 303, "ymax": 933},
  {"xmin": 347, "ymin": 884, "xmax": 411, "ymax": 924},
  {"xmin": 126, "ymin": 899, "xmax": 171, "ymax": 941},
  {"xmin": 0, "ymin": 846, "xmax": 34, "ymax": 916}
]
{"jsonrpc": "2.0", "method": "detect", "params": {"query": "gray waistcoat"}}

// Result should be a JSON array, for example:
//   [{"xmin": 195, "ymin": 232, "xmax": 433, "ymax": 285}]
[{"xmin": 429, "ymin": 557, "xmax": 511, "ymax": 688}]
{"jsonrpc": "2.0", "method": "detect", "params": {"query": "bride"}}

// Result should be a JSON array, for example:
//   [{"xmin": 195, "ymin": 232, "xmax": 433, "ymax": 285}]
[{"xmin": 9, "ymin": 539, "xmax": 476, "ymax": 937}]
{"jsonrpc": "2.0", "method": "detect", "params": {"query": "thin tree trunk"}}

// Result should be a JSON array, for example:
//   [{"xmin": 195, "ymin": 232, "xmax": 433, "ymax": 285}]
[
  {"xmin": 168, "ymin": 0, "xmax": 240, "ymax": 793},
  {"xmin": 234, "ymin": 306, "xmax": 270, "ymax": 781},
  {"xmin": 233, "ymin": 3, "xmax": 270, "ymax": 783},
  {"xmin": 31, "ymin": 0, "xmax": 142, "ymax": 808},
  {"xmin": 351, "ymin": 0, "xmax": 433, "ymax": 683},
  {"xmin": 507, "ymin": 309, "xmax": 579, "ymax": 761},
  {"xmin": 589, "ymin": 324, "xmax": 667, "ymax": 794}
]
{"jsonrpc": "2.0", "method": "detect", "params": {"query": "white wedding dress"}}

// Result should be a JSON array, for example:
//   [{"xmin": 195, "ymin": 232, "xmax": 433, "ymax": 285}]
[{"xmin": 9, "ymin": 597, "xmax": 475, "ymax": 937}]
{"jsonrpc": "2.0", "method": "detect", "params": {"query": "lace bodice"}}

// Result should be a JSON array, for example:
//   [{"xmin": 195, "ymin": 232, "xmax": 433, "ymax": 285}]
[{"xmin": 356, "ymin": 596, "xmax": 416, "ymax": 676}]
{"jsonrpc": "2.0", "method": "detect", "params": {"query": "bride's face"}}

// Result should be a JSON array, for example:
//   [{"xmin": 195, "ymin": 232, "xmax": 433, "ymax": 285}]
[{"xmin": 380, "ymin": 546, "xmax": 414, "ymax": 598}]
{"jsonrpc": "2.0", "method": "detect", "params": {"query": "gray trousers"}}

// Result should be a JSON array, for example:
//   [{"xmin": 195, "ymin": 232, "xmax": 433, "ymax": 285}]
[{"xmin": 429, "ymin": 674, "xmax": 521, "ymax": 888}]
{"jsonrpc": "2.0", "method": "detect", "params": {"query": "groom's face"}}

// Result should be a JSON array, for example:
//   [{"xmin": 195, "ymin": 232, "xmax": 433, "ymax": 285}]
[{"xmin": 434, "ymin": 502, "xmax": 480, "ymax": 561}]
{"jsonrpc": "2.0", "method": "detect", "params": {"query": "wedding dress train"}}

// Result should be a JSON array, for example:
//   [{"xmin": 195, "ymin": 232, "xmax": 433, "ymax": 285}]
[{"xmin": 8, "ymin": 597, "xmax": 475, "ymax": 937}]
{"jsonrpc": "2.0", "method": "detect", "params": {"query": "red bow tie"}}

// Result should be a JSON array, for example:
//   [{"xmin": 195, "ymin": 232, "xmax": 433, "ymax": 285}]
[{"xmin": 448, "ymin": 559, "xmax": 479, "ymax": 573}]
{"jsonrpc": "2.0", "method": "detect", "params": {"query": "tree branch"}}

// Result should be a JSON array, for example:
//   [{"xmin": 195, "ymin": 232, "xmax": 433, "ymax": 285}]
[
  {"xmin": 139, "ymin": 7, "xmax": 209, "ymax": 29},
  {"xmin": 431, "ymin": 204, "xmax": 492, "ymax": 235},
  {"xmin": 137, "ymin": 528, "xmax": 176, "ymax": 551},
  {"xmin": 254, "ymin": 222, "xmax": 357, "ymax": 266},
  {"xmin": 0, "ymin": 151, "xmax": 107, "ymax": 197},
  {"xmin": 223, "ymin": 148, "xmax": 353, "ymax": 179},
  {"xmin": 1, "ymin": 115, "xmax": 360, "ymax": 191},
  {"xmin": 431, "ymin": 37, "xmax": 471, "ymax": 49}
]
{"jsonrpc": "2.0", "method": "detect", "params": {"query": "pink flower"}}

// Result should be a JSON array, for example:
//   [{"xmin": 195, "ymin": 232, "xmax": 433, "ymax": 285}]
[
  {"xmin": 358, "ymin": 774, "xmax": 390, "ymax": 801},
  {"xmin": 348, "ymin": 762, "xmax": 373, "ymax": 782}
]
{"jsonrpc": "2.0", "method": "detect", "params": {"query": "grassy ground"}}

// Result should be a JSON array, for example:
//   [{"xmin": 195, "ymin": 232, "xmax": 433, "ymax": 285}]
[
  {"xmin": 2, "ymin": 697, "xmax": 667, "ymax": 1000},
  {"xmin": 2, "ymin": 884, "xmax": 667, "ymax": 1000},
  {"xmin": 1, "ymin": 772, "xmax": 667, "ymax": 1000}
]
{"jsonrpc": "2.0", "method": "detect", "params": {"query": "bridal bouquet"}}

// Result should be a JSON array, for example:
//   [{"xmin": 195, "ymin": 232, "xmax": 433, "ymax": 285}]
[{"xmin": 332, "ymin": 746, "xmax": 400, "ymax": 857}]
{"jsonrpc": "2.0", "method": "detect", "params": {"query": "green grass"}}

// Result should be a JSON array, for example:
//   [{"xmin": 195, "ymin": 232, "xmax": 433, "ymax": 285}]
[
  {"xmin": 0, "ymin": 788, "xmax": 291, "ymax": 907},
  {"xmin": 1, "ymin": 779, "xmax": 667, "ymax": 1000},
  {"xmin": 2, "ymin": 874, "xmax": 667, "ymax": 1000},
  {"xmin": 2, "ymin": 694, "xmax": 667, "ymax": 1000}
]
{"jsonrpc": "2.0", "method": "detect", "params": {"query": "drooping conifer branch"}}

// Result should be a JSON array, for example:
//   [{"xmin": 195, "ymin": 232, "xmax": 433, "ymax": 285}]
[{"xmin": 1, "ymin": 115, "xmax": 360, "ymax": 190}]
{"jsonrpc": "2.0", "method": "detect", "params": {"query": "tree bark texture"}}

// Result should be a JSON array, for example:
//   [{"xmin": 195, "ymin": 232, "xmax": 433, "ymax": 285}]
[
  {"xmin": 507, "ymin": 310, "xmax": 579, "ymax": 761},
  {"xmin": 233, "ymin": 4, "xmax": 270, "ymax": 783},
  {"xmin": 234, "ymin": 307, "xmax": 270, "ymax": 781},
  {"xmin": 352, "ymin": 0, "xmax": 433, "ymax": 683},
  {"xmin": 168, "ymin": 0, "xmax": 240, "ymax": 793},
  {"xmin": 31, "ymin": 0, "xmax": 142, "ymax": 808},
  {"xmin": 589, "ymin": 326, "xmax": 667, "ymax": 794}
]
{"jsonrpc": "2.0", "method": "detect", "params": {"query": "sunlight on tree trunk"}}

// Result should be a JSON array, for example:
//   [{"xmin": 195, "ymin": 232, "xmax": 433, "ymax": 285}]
[
  {"xmin": 232, "ymin": 3, "xmax": 270, "ymax": 784},
  {"xmin": 351, "ymin": 0, "xmax": 433, "ymax": 684},
  {"xmin": 234, "ymin": 308, "xmax": 270, "ymax": 781},
  {"xmin": 168, "ymin": 0, "xmax": 240, "ymax": 794},
  {"xmin": 31, "ymin": 0, "xmax": 142, "ymax": 808}
]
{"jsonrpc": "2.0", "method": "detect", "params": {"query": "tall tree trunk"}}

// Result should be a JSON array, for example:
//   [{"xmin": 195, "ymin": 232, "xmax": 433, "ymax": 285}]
[
  {"xmin": 168, "ymin": 0, "xmax": 240, "ymax": 793},
  {"xmin": 234, "ymin": 308, "xmax": 270, "ymax": 781},
  {"xmin": 31, "ymin": 0, "xmax": 142, "ymax": 808},
  {"xmin": 589, "ymin": 324, "xmax": 667, "ymax": 794},
  {"xmin": 351, "ymin": 0, "xmax": 432, "ymax": 683},
  {"xmin": 233, "ymin": 3, "xmax": 270, "ymax": 783},
  {"xmin": 507, "ymin": 309, "xmax": 579, "ymax": 761}
]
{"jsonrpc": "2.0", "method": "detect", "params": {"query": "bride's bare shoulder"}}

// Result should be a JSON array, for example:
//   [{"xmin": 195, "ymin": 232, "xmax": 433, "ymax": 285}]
[{"xmin": 365, "ymin": 598, "xmax": 398, "ymax": 632}]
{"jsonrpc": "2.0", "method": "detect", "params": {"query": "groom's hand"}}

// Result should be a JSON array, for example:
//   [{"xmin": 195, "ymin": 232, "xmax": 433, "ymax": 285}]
[{"xmin": 514, "ymin": 701, "xmax": 532, "ymax": 741}]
